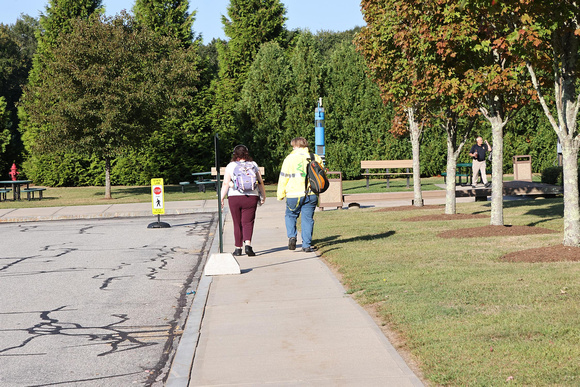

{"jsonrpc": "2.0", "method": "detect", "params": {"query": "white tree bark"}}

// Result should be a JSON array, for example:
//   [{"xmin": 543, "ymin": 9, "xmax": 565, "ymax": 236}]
[
  {"xmin": 479, "ymin": 102, "xmax": 507, "ymax": 226},
  {"xmin": 407, "ymin": 106, "xmax": 423, "ymax": 207},
  {"xmin": 527, "ymin": 58, "xmax": 580, "ymax": 246},
  {"xmin": 444, "ymin": 116, "xmax": 473, "ymax": 215}
]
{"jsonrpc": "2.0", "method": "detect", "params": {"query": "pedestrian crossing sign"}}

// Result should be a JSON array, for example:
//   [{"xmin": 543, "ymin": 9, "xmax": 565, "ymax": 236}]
[{"xmin": 151, "ymin": 178, "xmax": 165, "ymax": 215}]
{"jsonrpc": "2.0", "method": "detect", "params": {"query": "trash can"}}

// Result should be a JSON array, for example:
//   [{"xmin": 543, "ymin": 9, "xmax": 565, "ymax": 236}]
[
  {"xmin": 513, "ymin": 155, "xmax": 532, "ymax": 182},
  {"xmin": 318, "ymin": 171, "xmax": 343, "ymax": 210}
]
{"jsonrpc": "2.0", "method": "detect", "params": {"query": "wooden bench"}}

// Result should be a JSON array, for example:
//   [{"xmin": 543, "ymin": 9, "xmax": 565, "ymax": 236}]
[
  {"xmin": 361, "ymin": 160, "xmax": 413, "ymax": 189},
  {"xmin": 211, "ymin": 166, "xmax": 265, "ymax": 177},
  {"xmin": 0, "ymin": 188, "xmax": 11, "ymax": 201},
  {"xmin": 22, "ymin": 187, "xmax": 46, "ymax": 200}
]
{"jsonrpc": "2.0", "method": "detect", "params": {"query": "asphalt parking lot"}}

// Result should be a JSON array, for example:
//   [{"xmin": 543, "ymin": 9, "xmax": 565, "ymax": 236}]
[{"xmin": 0, "ymin": 213, "xmax": 216, "ymax": 386}]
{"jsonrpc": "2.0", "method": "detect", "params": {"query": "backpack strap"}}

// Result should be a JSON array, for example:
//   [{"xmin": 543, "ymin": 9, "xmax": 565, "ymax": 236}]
[{"xmin": 304, "ymin": 153, "xmax": 315, "ymax": 196}]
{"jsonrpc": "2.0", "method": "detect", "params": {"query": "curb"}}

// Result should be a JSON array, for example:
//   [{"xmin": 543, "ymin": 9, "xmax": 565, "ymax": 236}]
[{"xmin": 165, "ymin": 213, "xmax": 221, "ymax": 386}]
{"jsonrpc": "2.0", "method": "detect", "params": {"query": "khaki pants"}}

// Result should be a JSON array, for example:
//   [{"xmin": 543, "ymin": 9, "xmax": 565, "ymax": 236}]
[{"xmin": 472, "ymin": 159, "xmax": 488, "ymax": 185}]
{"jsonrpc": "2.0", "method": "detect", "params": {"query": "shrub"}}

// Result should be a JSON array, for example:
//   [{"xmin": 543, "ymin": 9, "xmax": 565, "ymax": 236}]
[{"xmin": 541, "ymin": 166, "xmax": 563, "ymax": 185}]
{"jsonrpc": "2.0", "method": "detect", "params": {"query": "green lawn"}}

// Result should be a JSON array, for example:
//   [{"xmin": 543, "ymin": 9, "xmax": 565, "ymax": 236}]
[
  {"xmin": 0, "ymin": 173, "xmax": 543, "ymax": 209},
  {"xmin": 314, "ymin": 197, "xmax": 578, "ymax": 385}
]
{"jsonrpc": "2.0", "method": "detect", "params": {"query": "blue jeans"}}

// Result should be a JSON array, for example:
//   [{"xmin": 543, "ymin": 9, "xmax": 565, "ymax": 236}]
[{"xmin": 285, "ymin": 195, "xmax": 318, "ymax": 248}]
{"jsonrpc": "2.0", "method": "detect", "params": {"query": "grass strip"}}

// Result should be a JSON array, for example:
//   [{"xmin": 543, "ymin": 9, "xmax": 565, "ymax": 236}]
[{"xmin": 315, "ymin": 198, "xmax": 579, "ymax": 385}]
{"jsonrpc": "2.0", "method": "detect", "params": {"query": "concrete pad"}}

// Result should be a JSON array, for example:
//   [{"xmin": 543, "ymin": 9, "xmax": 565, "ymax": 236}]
[
  {"xmin": 204, "ymin": 253, "xmax": 241, "ymax": 276},
  {"xmin": 1, "ymin": 206, "xmax": 62, "ymax": 220}
]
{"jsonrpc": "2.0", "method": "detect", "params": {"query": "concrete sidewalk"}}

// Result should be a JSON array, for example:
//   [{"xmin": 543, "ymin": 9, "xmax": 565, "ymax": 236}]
[{"xmin": 177, "ymin": 199, "xmax": 424, "ymax": 386}]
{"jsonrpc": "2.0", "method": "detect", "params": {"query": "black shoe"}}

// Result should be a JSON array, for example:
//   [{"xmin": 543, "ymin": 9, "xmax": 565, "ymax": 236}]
[
  {"xmin": 302, "ymin": 246, "xmax": 316, "ymax": 253},
  {"xmin": 288, "ymin": 237, "xmax": 297, "ymax": 251},
  {"xmin": 471, "ymin": 185, "xmax": 477, "ymax": 189},
  {"xmin": 484, "ymin": 182, "xmax": 491, "ymax": 188},
  {"xmin": 233, "ymin": 248, "xmax": 242, "ymax": 256},
  {"xmin": 245, "ymin": 245, "xmax": 256, "ymax": 257}
]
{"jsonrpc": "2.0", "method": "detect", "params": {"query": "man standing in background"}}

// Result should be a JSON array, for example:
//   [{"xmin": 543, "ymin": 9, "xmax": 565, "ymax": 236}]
[{"xmin": 469, "ymin": 136, "xmax": 492, "ymax": 188}]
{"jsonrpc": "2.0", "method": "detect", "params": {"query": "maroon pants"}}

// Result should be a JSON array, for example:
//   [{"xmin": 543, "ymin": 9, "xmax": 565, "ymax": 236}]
[{"xmin": 227, "ymin": 195, "xmax": 259, "ymax": 247}]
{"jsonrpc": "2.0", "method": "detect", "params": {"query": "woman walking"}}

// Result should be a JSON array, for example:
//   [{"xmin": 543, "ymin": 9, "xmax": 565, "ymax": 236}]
[{"xmin": 220, "ymin": 145, "xmax": 266, "ymax": 256}]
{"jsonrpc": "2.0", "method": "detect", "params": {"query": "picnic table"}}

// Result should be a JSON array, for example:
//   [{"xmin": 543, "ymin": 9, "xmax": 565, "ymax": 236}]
[
  {"xmin": 192, "ymin": 171, "xmax": 216, "ymax": 193},
  {"xmin": 0, "ymin": 180, "xmax": 33, "ymax": 201}
]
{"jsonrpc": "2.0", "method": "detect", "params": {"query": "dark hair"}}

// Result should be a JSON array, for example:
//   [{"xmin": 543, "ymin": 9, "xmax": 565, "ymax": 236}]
[{"xmin": 231, "ymin": 144, "xmax": 253, "ymax": 162}]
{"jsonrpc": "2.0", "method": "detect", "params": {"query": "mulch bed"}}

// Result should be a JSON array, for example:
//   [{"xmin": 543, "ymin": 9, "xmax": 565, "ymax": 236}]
[
  {"xmin": 501, "ymin": 245, "xmax": 580, "ymax": 263},
  {"xmin": 375, "ymin": 205, "xmax": 444, "ymax": 212},
  {"xmin": 404, "ymin": 213, "xmax": 488, "ymax": 222},
  {"xmin": 437, "ymin": 225, "xmax": 580, "ymax": 263},
  {"xmin": 378, "ymin": 207, "xmax": 579, "ymax": 263},
  {"xmin": 438, "ymin": 225, "xmax": 557, "ymax": 239}
]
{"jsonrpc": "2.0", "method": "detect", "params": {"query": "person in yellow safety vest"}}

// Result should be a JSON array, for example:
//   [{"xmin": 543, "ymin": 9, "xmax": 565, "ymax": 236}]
[{"xmin": 277, "ymin": 137, "xmax": 323, "ymax": 253}]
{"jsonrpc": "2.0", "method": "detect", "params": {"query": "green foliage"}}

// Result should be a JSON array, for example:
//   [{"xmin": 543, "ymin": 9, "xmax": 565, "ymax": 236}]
[
  {"xmin": 38, "ymin": 0, "xmax": 103, "ymax": 49},
  {"xmin": 133, "ymin": 0, "xmax": 195, "ymax": 45},
  {"xmin": 211, "ymin": 0, "xmax": 287, "ymax": 151},
  {"xmin": 284, "ymin": 32, "xmax": 323, "ymax": 150},
  {"xmin": 20, "ymin": 14, "xmax": 200, "ymax": 195},
  {"xmin": 0, "ymin": 97, "xmax": 12, "ymax": 173},
  {"xmin": 23, "ymin": 152, "xmax": 105, "ymax": 186},
  {"xmin": 239, "ymin": 41, "xmax": 291, "ymax": 177},
  {"xmin": 324, "ymin": 42, "xmax": 394, "ymax": 179},
  {"xmin": 541, "ymin": 166, "xmax": 563, "ymax": 185}
]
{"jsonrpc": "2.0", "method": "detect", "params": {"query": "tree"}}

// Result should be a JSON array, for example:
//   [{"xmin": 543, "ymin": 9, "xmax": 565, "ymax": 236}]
[
  {"xmin": 0, "ymin": 97, "xmax": 12, "ymax": 171},
  {"xmin": 21, "ymin": 14, "xmax": 200, "ymax": 198},
  {"xmin": 239, "ymin": 41, "xmax": 291, "ymax": 176},
  {"xmin": 459, "ymin": 2, "xmax": 529, "ymax": 225},
  {"xmin": 211, "ymin": 0, "xmax": 287, "ymax": 150},
  {"xmin": 284, "ymin": 32, "xmax": 323, "ymax": 148},
  {"xmin": 357, "ymin": 0, "xmax": 438, "ymax": 207},
  {"xmin": 19, "ymin": 0, "xmax": 103, "ymax": 184},
  {"xmin": 510, "ymin": 0, "xmax": 580, "ymax": 246},
  {"xmin": 1, "ymin": 23, "xmax": 33, "ymax": 173},
  {"xmin": 325, "ymin": 41, "xmax": 393, "ymax": 179},
  {"xmin": 133, "ymin": 0, "xmax": 195, "ymax": 45}
]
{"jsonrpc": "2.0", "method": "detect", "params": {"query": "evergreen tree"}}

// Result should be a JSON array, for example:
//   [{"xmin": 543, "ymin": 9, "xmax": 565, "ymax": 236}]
[
  {"xmin": 133, "ymin": 0, "xmax": 194, "ymax": 45},
  {"xmin": 284, "ymin": 32, "xmax": 323, "ymax": 145},
  {"xmin": 325, "ymin": 42, "xmax": 393, "ymax": 179},
  {"xmin": 239, "ymin": 41, "xmax": 291, "ymax": 176},
  {"xmin": 212, "ymin": 0, "xmax": 286, "ymax": 151}
]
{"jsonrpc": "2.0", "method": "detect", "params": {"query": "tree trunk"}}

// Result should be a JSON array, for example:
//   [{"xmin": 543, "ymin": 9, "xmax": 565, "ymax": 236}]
[
  {"xmin": 443, "ymin": 114, "xmax": 472, "ymax": 215},
  {"xmin": 561, "ymin": 139, "xmax": 580, "ymax": 246},
  {"xmin": 105, "ymin": 157, "xmax": 112, "ymax": 200},
  {"xmin": 527, "ymin": 54, "xmax": 580, "ymax": 246},
  {"xmin": 445, "ymin": 144, "xmax": 458, "ymax": 215},
  {"xmin": 489, "ymin": 120, "xmax": 504, "ymax": 226},
  {"xmin": 407, "ymin": 107, "xmax": 423, "ymax": 207}
]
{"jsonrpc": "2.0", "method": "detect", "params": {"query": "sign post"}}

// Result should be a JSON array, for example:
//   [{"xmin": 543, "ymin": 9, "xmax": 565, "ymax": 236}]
[{"xmin": 148, "ymin": 178, "xmax": 171, "ymax": 228}]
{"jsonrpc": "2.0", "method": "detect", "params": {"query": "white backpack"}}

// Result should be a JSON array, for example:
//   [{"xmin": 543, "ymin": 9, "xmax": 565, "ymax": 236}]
[{"xmin": 232, "ymin": 161, "xmax": 257, "ymax": 193}]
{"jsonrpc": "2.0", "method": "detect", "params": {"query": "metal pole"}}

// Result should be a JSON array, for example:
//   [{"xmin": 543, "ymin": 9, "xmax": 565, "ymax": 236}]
[{"xmin": 214, "ymin": 134, "xmax": 223, "ymax": 253}]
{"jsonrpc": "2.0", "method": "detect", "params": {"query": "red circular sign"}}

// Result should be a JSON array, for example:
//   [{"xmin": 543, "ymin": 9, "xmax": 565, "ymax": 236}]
[{"xmin": 154, "ymin": 187, "xmax": 162, "ymax": 195}]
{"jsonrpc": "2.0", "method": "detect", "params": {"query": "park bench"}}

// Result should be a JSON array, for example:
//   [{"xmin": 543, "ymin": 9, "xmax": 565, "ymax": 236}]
[
  {"xmin": 442, "ymin": 162, "xmax": 472, "ymax": 186},
  {"xmin": 0, "ymin": 188, "xmax": 12, "ymax": 201},
  {"xmin": 179, "ymin": 181, "xmax": 190, "ymax": 193},
  {"xmin": 211, "ymin": 166, "xmax": 265, "ymax": 177},
  {"xmin": 361, "ymin": 160, "xmax": 413, "ymax": 189},
  {"xmin": 22, "ymin": 187, "xmax": 46, "ymax": 200}
]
